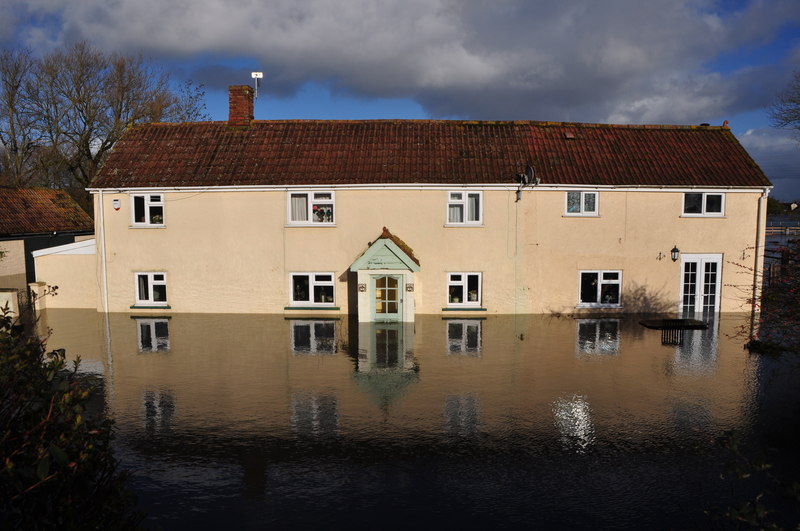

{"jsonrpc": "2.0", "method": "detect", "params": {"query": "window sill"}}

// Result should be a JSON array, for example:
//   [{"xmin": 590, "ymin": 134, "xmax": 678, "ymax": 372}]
[
  {"xmin": 130, "ymin": 304, "xmax": 171, "ymax": 309},
  {"xmin": 285, "ymin": 223, "xmax": 337, "ymax": 228},
  {"xmin": 129, "ymin": 224, "xmax": 166, "ymax": 229},
  {"xmin": 284, "ymin": 306, "xmax": 340, "ymax": 311},
  {"xmin": 562, "ymin": 214, "xmax": 599, "ymax": 218},
  {"xmin": 444, "ymin": 223, "xmax": 484, "ymax": 228},
  {"xmin": 442, "ymin": 307, "xmax": 487, "ymax": 311},
  {"xmin": 576, "ymin": 304, "xmax": 621, "ymax": 309},
  {"xmin": 679, "ymin": 215, "xmax": 726, "ymax": 219}
]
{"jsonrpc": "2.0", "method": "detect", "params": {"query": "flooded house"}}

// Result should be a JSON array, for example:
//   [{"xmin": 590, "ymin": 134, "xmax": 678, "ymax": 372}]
[
  {"xmin": 0, "ymin": 187, "xmax": 93, "ymax": 316},
  {"xmin": 33, "ymin": 85, "xmax": 771, "ymax": 320}
]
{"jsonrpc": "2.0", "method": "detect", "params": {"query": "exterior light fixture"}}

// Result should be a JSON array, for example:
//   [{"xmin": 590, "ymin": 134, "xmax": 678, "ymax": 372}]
[{"xmin": 671, "ymin": 246, "xmax": 680, "ymax": 262}]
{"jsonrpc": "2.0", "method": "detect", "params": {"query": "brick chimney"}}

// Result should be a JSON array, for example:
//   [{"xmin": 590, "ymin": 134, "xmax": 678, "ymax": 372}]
[{"xmin": 228, "ymin": 85, "xmax": 254, "ymax": 127}]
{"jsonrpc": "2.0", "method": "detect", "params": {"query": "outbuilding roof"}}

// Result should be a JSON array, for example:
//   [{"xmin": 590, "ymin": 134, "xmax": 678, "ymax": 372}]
[
  {"xmin": 0, "ymin": 187, "xmax": 93, "ymax": 237},
  {"xmin": 90, "ymin": 119, "xmax": 771, "ymax": 189}
]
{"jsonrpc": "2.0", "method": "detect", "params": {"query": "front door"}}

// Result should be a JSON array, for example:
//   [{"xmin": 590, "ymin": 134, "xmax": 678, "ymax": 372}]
[
  {"xmin": 680, "ymin": 254, "xmax": 722, "ymax": 315},
  {"xmin": 372, "ymin": 275, "xmax": 402, "ymax": 321}
]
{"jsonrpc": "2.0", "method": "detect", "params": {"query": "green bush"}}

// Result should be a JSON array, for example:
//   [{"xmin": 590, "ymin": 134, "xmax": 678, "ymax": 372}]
[{"xmin": 0, "ymin": 308, "xmax": 141, "ymax": 529}]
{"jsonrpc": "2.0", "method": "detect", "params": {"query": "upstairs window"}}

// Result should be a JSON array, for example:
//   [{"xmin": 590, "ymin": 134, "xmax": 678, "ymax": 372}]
[
  {"xmin": 135, "ymin": 272, "xmax": 168, "ymax": 306},
  {"xmin": 290, "ymin": 272, "xmax": 335, "ymax": 306},
  {"xmin": 578, "ymin": 270, "xmax": 621, "ymax": 307},
  {"xmin": 447, "ymin": 191, "xmax": 482, "ymax": 225},
  {"xmin": 289, "ymin": 191, "xmax": 335, "ymax": 224},
  {"xmin": 132, "ymin": 194, "xmax": 164, "ymax": 226},
  {"xmin": 683, "ymin": 193, "xmax": 724, "ymax": 216},
  {"xmin": 447, "ymin": 272, "xmax": 482, "ymax": 306},
  {"xmin": 566, "ymin": 191, "xmax": 597, "ymax": 216}
]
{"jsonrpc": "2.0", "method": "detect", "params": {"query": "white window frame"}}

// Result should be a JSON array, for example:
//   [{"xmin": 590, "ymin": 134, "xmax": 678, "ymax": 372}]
[
  {"xmin": 577, "ymin": 270, "xmax": 621, "ymax": 308},
  {"xmin": 136, "ymin": 318, "xmax": 170, "ymax": 352},
  {"xmin": 290, "ymin": 272, "xmax": 336, "ymax": 306},
  {"xmin": 446, "ymin": 191, "xmax": 483, "ymax": 226},
  {"xmin": 131, "ymin": 193, "xmax": 165, "ymax": 226},
  {"xmin": 447, "ymin": 272, "xmax": 482, "ymax": 307},
  {"xmin": 682, "ymin": 192, "xmax": 725, "ymax": 217},
  {"xmin": 290, "ymin": 320, "xmax": 337, "ymax": 354},
  {"xmin": 287, "ymin": 190, "xmax": 335, "ymax": 225},
  {"xmin": 446, "ymin": 319, "xmax": 482, "ymax": 354},
  {"xmin": 135, "ymin": 272, "xmax": 168, "ymax": 306},
  {"xmin": 565, "ymin": 191, "xmax": 598, "ymax": 216}
]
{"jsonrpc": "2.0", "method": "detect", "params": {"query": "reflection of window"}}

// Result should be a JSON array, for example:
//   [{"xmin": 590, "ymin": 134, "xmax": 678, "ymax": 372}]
[
  {"xmin": 135, "ymin": 272, "xmax": 168, "ymax": 306},
  {"xmin": 288, "ymin": 191, "xmax": 335, "ymax": 224},
  {"xmin": 566, "ymin": 191, "xmax": 598, "ymax": 215},
  {"xmin": 578, "ymin": 270, "xmax": 621, "ymax": 307},
  {"xmin": 290, "ymin": 273, "xmax": 335, "ymax": 306},
  {"xmin": 683, "ymin": 192, "xmax": 724, "ymax": 216},
  {"xmin": 137, "ymin": 318, "xmax": 170, "ymax": 352},
  {"xmin": 132, "ymin": 194, "xmax": 164, "ymax": 226},
  {"xmin": 444, "ymin": 394, "xmax": 480, "ymax": 436},
  {"xmin": 292, "ymin": 394, "xmax": 338, "ymax": 436},
  {"xmin": 447, "ymin": 320, "xmax": 481, "ymax": 354},
  {"xmin": 576, "ymin": 319, "xmax": 619, "ymax": 355},
  {"xmin": 291, "ymin": 320, "xmax": 336, "ymax": 354},
  {"xmin": 447, "ymin": 272, "xmax": 482, "ymax": 306},
  {"xmin": 143, "ymin": 390, "xmax": 175, "ymax": 434},
  {"xmin": 447, "ymin": 191, "xmax": 482, "ymax": 225}
]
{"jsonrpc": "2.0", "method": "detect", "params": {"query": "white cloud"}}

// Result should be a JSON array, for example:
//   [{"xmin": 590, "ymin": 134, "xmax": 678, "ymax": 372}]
[{"xmin": 9, "ymin": 0, "xmax": 800, "ymax": 124}]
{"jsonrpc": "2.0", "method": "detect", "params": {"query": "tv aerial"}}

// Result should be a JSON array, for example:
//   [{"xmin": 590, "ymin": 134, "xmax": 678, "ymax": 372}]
[{"xmin": 251, "ymin": 72, "xmax": 263, "ymax": 99}]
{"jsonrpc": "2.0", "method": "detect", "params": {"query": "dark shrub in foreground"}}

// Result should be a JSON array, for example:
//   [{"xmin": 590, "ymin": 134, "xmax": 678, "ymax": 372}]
[{"xmin": 0, "ymin": 309, "xmax": 140, "ymax": 529}]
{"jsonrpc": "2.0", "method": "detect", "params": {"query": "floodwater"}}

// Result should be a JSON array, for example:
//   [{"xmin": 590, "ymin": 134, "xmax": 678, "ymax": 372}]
[{"xmin": 39, "ymin": 311, "xmax": 800, "ymax": 530}]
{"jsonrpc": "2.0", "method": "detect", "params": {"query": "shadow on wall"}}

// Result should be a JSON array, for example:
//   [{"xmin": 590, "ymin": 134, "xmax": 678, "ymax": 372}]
[{"xmin": 622, "ymin": 282, "xmax": 674, "ymax": 314}]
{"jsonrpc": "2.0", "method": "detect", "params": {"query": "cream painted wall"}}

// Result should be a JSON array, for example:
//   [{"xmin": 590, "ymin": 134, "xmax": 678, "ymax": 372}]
[
  {"xmin": 92, "ymin": 187, "xmax": 765, "ymax": 315},
  {"xmin": 36, "ymin": 253, "xmax": 98, "ymax": 309},
  {"xmin": 0, "ymin": 240, "xmax": 27, "ymax": 290}
]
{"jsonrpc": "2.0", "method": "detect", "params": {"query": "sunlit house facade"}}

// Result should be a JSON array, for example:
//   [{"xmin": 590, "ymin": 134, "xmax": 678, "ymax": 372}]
[{"xmin": 34, "ymin": 86, "xmax": 771, "ymax": 320}]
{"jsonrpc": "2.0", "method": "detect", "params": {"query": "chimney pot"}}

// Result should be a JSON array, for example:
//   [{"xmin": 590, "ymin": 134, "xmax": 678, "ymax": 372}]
[{"xmin": 228, "ymin": 85, "xmax": 254, "ymax": 127}]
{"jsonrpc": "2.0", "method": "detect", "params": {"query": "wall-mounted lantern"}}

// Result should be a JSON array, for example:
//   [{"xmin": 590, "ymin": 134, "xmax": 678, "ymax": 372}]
[{"xmin": 671, "ymin": 246, "xmax": 680, "ymax": 262}]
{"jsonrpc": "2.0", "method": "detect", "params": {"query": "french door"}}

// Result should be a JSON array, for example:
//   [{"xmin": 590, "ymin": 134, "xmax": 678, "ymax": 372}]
[{"xmin": 679, "ymin": 254, "xmax": 722, "ymax": 315}]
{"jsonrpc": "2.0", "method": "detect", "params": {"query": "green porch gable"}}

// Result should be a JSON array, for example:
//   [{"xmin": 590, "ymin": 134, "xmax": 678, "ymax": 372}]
[{"xmin": 350, "ymin": 228, "xmax": 421, "ymax": 272}]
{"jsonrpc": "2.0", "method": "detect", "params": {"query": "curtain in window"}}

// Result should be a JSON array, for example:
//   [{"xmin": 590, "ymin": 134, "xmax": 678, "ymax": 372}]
[
  {"xmin": 137, "ymin": 274, "xmax": 149, "ymax": 301},
  {"xmin": 291, "ymin": 194, "xmax": 308, "ymax": 221},
  {"xmin": 448, "ymin": 204, "xmax": 463, "ymax": 223},
  {"xmin": 467, "ymin": 194, "xmax": 479, "ymax": 221}
]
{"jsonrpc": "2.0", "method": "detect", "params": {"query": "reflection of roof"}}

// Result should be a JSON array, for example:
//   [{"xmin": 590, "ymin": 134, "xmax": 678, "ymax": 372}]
[
  {"xmin": 352, "ymin": 369, "xmax": 419, "ymax": 410},
  {"xmin": 0, "ymin": 187, "xmax": 93, "ymax": 236},
  {"xmin": 91, "ymin": 120, "xmax": 771, "ymax": 189}
]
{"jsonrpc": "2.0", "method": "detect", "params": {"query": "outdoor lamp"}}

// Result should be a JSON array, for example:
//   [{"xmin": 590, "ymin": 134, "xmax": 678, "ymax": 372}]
[{"xmin": 671, "ymin": 246, "xmax": 680, "ymax": 262}]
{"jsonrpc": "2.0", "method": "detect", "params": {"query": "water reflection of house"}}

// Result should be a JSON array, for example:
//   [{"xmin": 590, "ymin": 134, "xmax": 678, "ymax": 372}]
[
  {"xmin": 446, "ymin": 319, "xmax": 482, "ymax": 356},
  {"xmin": 32, "ymin": 86, "xmax": 771, "ymax": 321},
  {"xmin": 575, "ymin": 319, "xmax": 619, "ymax": 356}
]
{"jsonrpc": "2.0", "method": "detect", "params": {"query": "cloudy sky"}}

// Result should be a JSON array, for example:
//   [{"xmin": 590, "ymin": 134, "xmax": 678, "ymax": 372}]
[{"xmin": 4, "ymin": 0, "xmax": 800, "ymax": 199}]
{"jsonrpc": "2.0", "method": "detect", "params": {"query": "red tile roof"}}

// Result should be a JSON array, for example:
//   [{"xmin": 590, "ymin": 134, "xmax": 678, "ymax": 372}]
[
  {"xmin": 90, "ymin": 120, "xmax": 771, "ymax": 189},
  {"xmin": 0, "ymin": 187, "xmax": 93, "ymax": 236}
]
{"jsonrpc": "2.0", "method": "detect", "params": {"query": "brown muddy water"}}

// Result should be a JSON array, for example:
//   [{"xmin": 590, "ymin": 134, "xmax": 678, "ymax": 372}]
[{"xmin": 39, "ymin": 310, "xmax": 800, "ymax": 530}]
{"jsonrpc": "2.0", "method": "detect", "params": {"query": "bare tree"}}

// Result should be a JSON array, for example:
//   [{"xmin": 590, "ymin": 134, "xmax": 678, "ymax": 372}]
[
  {"xmin": 770, "ymin": 69, "xmax": 800, "ymax": 136},
  {"xmin": 168, "ymin": 79, "xmax": 212, "ymax": 122},
  {"xmin": 0, "ymin": 48, "xmax": 40, "ymax": 186},
  {"xmin": 28, "ymin": 42, "xmax": 175, "ymax": 190}
]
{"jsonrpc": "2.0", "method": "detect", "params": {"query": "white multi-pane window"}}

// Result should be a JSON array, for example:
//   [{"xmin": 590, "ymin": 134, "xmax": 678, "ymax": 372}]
[
  {"xmin": 578, "ymin": 270, "xmax": 621, "ymax": 307},
  {"xmin": 135, "ymin": 272, "xmax": 168, "ymax": 306},
  {"xmin": 447, "ymin": 272, "xmax": 482, "ymax": 306},
  {"xmin": 131, "ymin": 194, "xmax": 164, "ymax": 226},
  {"xmin": 290, "ymin": 273, "xmax": 335, "ymax": 306},
  {"xmin": 683, "ymin": 192, "xmax": 724, "ymax": 216},
  {"xmin": 565, "ymin": 191, "xmax": 598, "ymax": 215},
  {"xmin": 288, "ymin": 191, "xmax": 335, "ymax": 224},
  {"xmin": 447, "ymin": 191, "xmax": 482, "ymax": 225}
]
